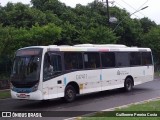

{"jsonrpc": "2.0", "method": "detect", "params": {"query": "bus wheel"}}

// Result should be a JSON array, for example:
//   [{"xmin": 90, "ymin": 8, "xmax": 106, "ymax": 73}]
[
  {"xmin": 64, "ymin": 85, "xmax": 76, "ymax": 102},
  {"xmin": 124, "ymin": 77, "xmax": 133, "ymax": 92}
]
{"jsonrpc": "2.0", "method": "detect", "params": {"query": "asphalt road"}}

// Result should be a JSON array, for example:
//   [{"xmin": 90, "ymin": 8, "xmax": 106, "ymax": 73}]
[{"xmin": 0, "ymin": 78, "xmax": 160, "ymax": 120}]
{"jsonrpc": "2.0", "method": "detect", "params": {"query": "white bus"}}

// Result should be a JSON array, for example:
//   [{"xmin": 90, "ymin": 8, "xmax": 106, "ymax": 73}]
[{"xmin": 10, "ymin": 44, "xmax": 154, "ymax": 102}]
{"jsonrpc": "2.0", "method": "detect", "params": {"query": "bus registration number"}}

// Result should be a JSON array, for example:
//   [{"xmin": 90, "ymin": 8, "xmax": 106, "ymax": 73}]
[{"xmin": 17, "ymin": 93, "xmax": 30, "ymax": 98}]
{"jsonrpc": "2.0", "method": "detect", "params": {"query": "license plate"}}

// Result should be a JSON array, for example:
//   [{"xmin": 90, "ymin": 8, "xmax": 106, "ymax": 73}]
[{"xmin": 17, "ymin": 93, "xmax": 30, "ymax": 98}]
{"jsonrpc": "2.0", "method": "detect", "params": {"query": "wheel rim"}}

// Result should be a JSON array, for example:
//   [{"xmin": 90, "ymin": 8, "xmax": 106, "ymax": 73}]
[
  {"xmin": 66, "ymin": 89, "xmax": 74, "ymax": 101},
  {"xmin": 126, "ymin": 80, "xmax": 132, "ymax": 90}
]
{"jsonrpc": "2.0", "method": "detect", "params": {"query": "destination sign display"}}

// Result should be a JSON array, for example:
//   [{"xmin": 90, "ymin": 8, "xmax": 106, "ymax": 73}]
[{"xmin": 16, "ymin": 48, "xmax": 42, "ymax": 56}]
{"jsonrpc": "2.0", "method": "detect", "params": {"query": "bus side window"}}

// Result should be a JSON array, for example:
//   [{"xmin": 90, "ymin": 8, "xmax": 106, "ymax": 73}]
[
  {"xmin": 116, "ymin": 52, "xmax": 129, "ymax": 67},
  {"xmin": 64, "ymin": 53, "xmax": 73, "ymax": 70},
  {"xmin": 64, "ymin": 52, "xmax": 83, "ymax": 71},
  {"xmin": 43, "ymin": 52, "xmax": 62, "ymax": 81},
  {"xmin": 65, "ymin": 62, "xmax": 73, "ymax": 70},
  {"xmin": 84, "ymin": 52, "xmax": 100, "ymax": 69},
  {"xmin": 101, "ymin": 52, "xmax": 115, "ymax": 68},
  {"xmin": 142, "ymin": 52, "xmax": 152, "ymax": 65},
  {"xmin": 44, "ymin": 53, "xmax": 53, "ymax": 73},
  {"xmin": 90, "ymin": 60, "xmax": 96, "ymax": 68},
  {"xmin": 130, "ymin": 52, "xmax": 141, "ymax": 66}
]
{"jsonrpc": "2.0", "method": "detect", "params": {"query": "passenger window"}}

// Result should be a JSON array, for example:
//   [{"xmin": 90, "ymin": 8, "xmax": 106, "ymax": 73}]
[
  {"xmin": 142, "ymin": 52, "xmax": 152, "ymax": 65},
  {"xmin": 101, "ymin": 52, "xmax": 115, "ymax": 68},
  {"xmin": 130, "ymin": 52, "xmax": 141, "ymax": 66},
  {"xmin": 84, "ymin": 52, "xmax": 100, "ymax": 69},
  {"xmin": 116, "ymin": 52, "xmax": 129, "ymax": 67},
  {"xmin": 64, "ymin": 52, "xmax": 83, "ymax": 71}
]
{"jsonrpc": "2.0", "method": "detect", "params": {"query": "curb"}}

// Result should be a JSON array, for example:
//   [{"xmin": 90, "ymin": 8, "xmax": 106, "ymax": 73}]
[
  {"xmin": 64, "ymin": 97, "xmax": 160, "ymax": 120},
  {"xmin": 0, "ymin": 89, "xmax": 10, "ymax": 92},
  {"xmin": 102, "ymin": 97, "xmax": 160, "ymax": 112}
]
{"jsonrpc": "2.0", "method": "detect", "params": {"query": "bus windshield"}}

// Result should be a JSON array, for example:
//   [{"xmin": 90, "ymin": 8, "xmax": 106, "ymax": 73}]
[{"xmin": 11, "ymin": 48, "xmax": 42, "ymax": 87}]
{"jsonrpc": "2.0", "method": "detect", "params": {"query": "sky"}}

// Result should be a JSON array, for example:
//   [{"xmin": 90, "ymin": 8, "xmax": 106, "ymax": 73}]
[{"xmin": 0, "ymin": 0, "xmax": 160, "ymax": 24}]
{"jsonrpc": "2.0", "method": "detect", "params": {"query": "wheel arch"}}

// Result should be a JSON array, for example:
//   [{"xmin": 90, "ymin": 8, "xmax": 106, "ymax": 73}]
[
  {"xmin": 125, "ymin": 75, "xmax": 134, "ymax": 86},
  {"xmin": 65, "ymin": 81, "xmax": 80, "ymax": 94}
]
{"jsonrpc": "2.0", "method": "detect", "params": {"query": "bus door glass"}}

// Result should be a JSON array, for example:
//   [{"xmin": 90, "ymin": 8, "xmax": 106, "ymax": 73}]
[{"xmin": 43, "ymin": 52, "xmax": 63, "ymax": 98}]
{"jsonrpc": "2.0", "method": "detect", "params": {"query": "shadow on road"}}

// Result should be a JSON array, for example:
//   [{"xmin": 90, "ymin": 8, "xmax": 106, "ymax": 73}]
[{"xmin": 14, "ymin": 86, "xmax": 152, "ymax": 111}]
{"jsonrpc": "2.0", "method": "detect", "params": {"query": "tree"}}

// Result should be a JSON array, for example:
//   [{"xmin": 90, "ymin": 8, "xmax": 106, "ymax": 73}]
[
  {"xmin": 0, "ymin": 0, "xmax": 160, "ymax": 77},
  {"xmin": 109, "ymin": 7, "xmax": 143, "ymax": 46},
  {"xmin": 116, "ymin": 18, "xmax": 143, "ymax": 46},
  {"xmin": 0, "ymin": 2, "xmax": 47, "ymax": 28},
  {"xmin": 30, "ymin": 23, "xmax": 62, "ymax": 45},
  {"xmin": 140, "ymin": 17, "xmax": 156, "ymax": 33},
  {"xmin": 57, "ymin": 22, "xmax": 79, "ymax": 45},
  {"xmin": 142, "ymin": 27, "xmax": 160, "ymax": 64},
  {"xmin": 0, "ymin": 25, "xmax": 16, "ymax": 56},
  {"xmin": 0, "ymin": 25, "xmax": 17, "ymax": 75},
  {"xmin": 78, "ymin": 26, "xmax": 118, "ymax": 44},
  {"xmin": 31, "ymin": 0, "xmax": 67, "ymax": 16}
]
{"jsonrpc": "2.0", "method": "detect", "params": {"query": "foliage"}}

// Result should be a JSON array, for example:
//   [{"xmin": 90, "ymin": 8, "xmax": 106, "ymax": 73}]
[
  {"xmin": 140, "ymin": 17, "xmax": 157, "ymax": 33},
  {"xmin": 0, "ymin": 0, "xmax": 159, "ymax": 76},
  {"xmin": 142, "ymin": 27, "xmax": 160, "ymax": 64},
  {"xmin": 78, "ymin": 26, "xmax": 118, "ymax": 44},
  {"xmin": 31, "ymin": 0, "xmax": 67, "ymax": 16}
]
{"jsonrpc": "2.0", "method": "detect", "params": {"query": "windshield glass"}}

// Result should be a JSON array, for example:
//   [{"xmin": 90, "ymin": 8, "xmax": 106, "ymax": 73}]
[{"xmin": 11, "ymin": 48, "xmax": 42, "ymax": 84}]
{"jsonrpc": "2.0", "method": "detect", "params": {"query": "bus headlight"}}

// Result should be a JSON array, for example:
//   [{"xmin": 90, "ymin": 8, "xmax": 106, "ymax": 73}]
[{"xmin": 32, "ymin": 83, "xmax": 39, "ymax": 92}]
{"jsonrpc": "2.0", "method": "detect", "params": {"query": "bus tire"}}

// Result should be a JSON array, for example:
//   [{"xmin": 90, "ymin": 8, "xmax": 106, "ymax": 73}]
[
  {"xmin": 64, "ymin": 85, "xmax": 76, "ymax": 102},
  {"xmin": 124, "ymin": 77, "xmax": 133, "ymax": 92}
]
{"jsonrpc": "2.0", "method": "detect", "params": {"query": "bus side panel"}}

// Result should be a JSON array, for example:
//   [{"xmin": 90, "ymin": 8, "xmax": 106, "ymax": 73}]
[
  {"xmin": 101, "ymin": 67, "xmax": 131, "ymax": 90},
  {"xmin": 130, "ymin": 66, "xmax": 145, "ymax": 85},
  {"xmin": 131, "ymin": 65, "xmax": 154, "ymax": 86},
  {"xmin": 117, "ymin": 67, "xmax": 131, "ymax": 85},
  {"xmin": 42, "ymin": 75, "xmax": 64, "ymax": 100},
  {"xmin": 63, "ymin": 71, "xmax": 84, "ymax": 94},
  {"xmin": 64, "ymin": 70, "xmax": 101, "ymax": 94},
  {"xmin": 82, "ymin": 70, "xmax": 101, "ymax": 94},
  {"xmin": 101, "ymin": 68, "xmax": 119, "ymax": 90},
  {"xmin": 141, "ymin": 65, "xmax": 154, "ymax": 83}
]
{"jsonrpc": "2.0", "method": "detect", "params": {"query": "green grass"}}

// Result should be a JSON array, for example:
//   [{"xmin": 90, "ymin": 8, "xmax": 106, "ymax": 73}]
[
  {"xmin": 82, "ymin": 117, "xmax": 160, "ymax": 120},
  {"xmin": 0, "ymin": 90, "xmax": 10, "ymax": 99},
  {"xmin": 115, "ymin": 100, "xmax": 160, "ymax": 111},
  {"xmin": 82, "ymin": 100, "xmax": 160, "ymax": 120}
]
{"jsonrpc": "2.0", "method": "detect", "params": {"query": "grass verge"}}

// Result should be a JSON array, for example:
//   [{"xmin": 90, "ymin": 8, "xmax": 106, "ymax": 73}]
[
  {"xmin": 82, "ymin": 99, "xmax": 160, "ymax": 120},
  {"xmin": 0, "ymin": 90, "xmax": 10, "ymax": 99}
]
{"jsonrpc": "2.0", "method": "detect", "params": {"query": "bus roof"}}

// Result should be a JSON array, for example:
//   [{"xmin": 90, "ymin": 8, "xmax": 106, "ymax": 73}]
[
  {"xmin": 19, "ymin": 44, "xmax": 151, "ymax": 52},
  {"xmin": 48, "ymin": 44, "xmax": 151, "ymax": 52}
]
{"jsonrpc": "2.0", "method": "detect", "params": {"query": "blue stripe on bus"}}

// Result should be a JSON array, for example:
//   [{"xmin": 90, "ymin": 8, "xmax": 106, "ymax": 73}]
[
  {"xmin": 12, "ymin": 87, "xmax": 32, "ymax": 93},
  {"xmin": 64, "ymin": 77, "xmax": 67, "ymax": 85},
  {"xmin": 100, "ymin": 74, "xmax": 102, "ymax": 80}
]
